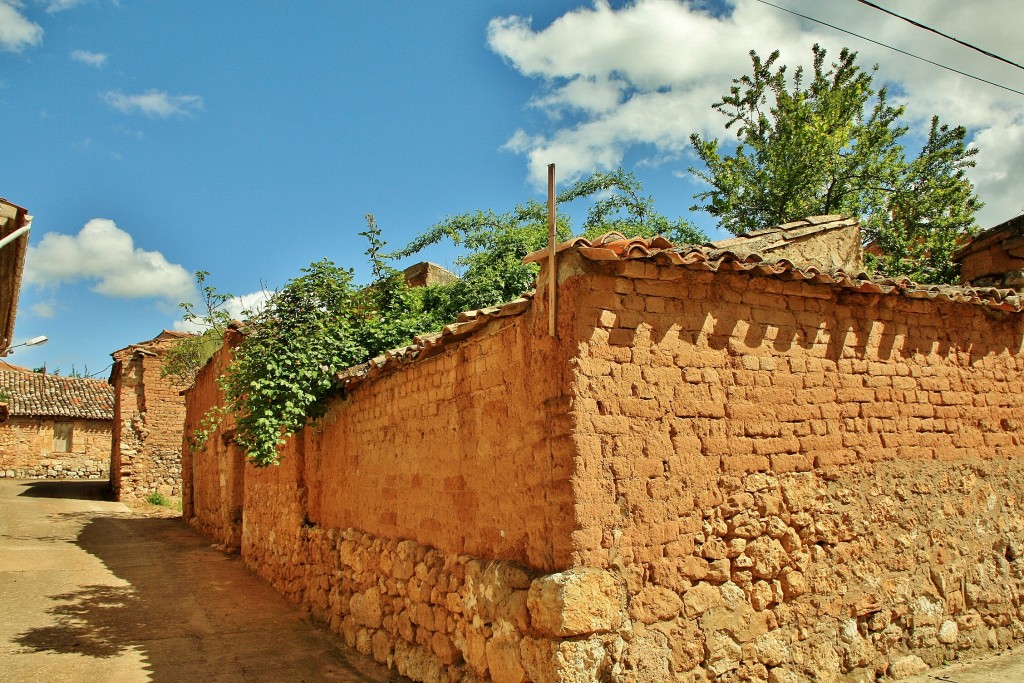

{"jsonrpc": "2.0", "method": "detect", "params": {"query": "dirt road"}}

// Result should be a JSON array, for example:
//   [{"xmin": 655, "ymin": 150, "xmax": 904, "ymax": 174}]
[{"xmin": 0, "ymin": 478, "xmax": 407, "ymax": 683}]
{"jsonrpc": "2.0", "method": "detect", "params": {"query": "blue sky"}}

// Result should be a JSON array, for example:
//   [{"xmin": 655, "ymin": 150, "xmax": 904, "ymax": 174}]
[{"xmin": 2, "ymin": 0, "xmax": 1022, "ymax": 374}]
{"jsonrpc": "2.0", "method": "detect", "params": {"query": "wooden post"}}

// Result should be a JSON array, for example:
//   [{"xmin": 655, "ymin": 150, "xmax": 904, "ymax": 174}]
[{"xmin": 547, "ymin": 163, "xmax": 557, "ymax": 338}]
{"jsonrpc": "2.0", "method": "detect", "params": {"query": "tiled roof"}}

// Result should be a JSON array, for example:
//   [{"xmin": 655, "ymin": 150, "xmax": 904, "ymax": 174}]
[
  {"xmin": 0, "ymin": 363, "xmax": 115, "ymax": 420},
  {"xmin": 524, "ymin": 217, "xmax": 1023, "ymax": 313},
  {"xmin": 336, "ymin": 216, "xmax": 1022, "ymax": 392},
  {"xmin": 111, "ymin": 329, "xmax": 192, "ymax": 359},
  {"xmin": 952, "ymin": 214, "xmax": 1024, "ymax": 263}
]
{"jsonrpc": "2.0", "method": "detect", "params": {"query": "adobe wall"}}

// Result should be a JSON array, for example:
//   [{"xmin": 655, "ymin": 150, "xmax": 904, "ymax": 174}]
[
  {"xmin": 110, "ymin": 338, "xmax": 187, "ymax": 499},
  {"xmin": 0, "ymin": 417, "xmax": 111, "ymax": 479},
  {"xmin": 184, "ymin": 307, "xmax": 586, "ymax": 681},
  {"xmin": 186, "ymin": 251, "xmax": 1024, "ymax": 682},
  {"xmin": 557, "ymin": 253, "xmax": 1024, "ymax": 681},
  {"xmin": 181, "ymin": 331, "xmax": 244, "ymax": 548}
]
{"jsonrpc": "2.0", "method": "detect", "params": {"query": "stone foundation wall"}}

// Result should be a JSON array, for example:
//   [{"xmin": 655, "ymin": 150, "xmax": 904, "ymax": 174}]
[
  {"xmin": 556, "ymin": 254, "xmax": 1024, "ymax": 681},
  {"xmin": 185, "ymin": 249, "xmax": 1024, "ymax": 682},
  {"xmin": 0, "ymin": 417, "xmax": 111, "ymax": 479}
]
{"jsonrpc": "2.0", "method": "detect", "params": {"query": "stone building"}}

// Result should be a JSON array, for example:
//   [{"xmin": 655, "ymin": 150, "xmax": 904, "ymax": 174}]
[
  {"xmin": 109, "ymin": 330, "xmax": 190, "ymax": 500},
  {"xmin": 953, "ymin": 213, "xmax": 1024, "ymax": 288},
  {"xmin": 0, "ymin": 362, "xmax": 114, "ymax": 479},
  {"xmin": 184, "ymin": 216, "xmax": 1024, "ymax": 683}
]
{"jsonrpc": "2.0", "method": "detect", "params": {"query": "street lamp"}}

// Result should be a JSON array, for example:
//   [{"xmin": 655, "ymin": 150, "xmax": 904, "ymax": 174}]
[{"xmin": 5, "ymin": 335, "xmax": 48, "ymax": 354}]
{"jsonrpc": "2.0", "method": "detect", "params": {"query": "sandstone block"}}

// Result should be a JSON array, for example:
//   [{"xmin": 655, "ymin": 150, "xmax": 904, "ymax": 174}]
[
  {"xmin": 350, "ymin": 588, "xmax": 383, "ymax": 628},
  {"xmin": 683, "ymin": 582, "xmax": 725, "ymax": 618},
  {"xmin": 629, "ymin": 585, "xmax": 682, "ymax": 624},
  {"xmin": 528, "ymin": 568, "xmax": 623, "ymax": 636},
  {"xmin": 520, "ymin": 637, "xmax": 606, "ymax": 683},
  {"xmin": 486, "ymin": 632, "xmax": 526, "ymax": 683},
  {"xmin": 938, "ymin": 620, "xmax": 959, "ymax": 644},
  {"xmin": 889, "ymin": 655, "xmax": 929, "ymax": 679}
]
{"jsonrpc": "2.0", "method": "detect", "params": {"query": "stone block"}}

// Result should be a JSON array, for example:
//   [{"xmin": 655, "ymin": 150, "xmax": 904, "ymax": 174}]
[{"xmin": 528, "ymin": 568, "xmax": 623, "ymax": 637}]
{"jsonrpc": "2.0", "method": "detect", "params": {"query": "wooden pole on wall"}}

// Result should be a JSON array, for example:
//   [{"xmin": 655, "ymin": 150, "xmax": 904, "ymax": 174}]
[{"xmin": 547, "ymin": 163, "xmax": 557, "ymax": 338}]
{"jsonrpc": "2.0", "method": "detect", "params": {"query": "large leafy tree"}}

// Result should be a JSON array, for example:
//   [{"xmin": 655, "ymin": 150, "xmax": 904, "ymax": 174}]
[{"xmin": 690, "ymin": 44, "xmax": 982, "ymax": 283}]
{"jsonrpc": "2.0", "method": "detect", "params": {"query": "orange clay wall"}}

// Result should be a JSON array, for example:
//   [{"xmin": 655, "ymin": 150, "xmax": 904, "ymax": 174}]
[
  {"xmin": 558, "ymin": 252, "xmax": 1024, "ymax": 681},
  {"xmin": 185, "ymin": 252, "xmax": 1024, "ymax": 683},
  {"xmin": 242, "ymin": 307, "xmax": 578, "ymax": 577}
]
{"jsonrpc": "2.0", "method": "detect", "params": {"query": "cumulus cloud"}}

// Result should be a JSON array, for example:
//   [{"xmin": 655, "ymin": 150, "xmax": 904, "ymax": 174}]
[
  {"xmin": 488, "ymin": 0, "xmax": 1024, "ymax": 226},
  {"xmin": 102, "ymin": 89, "xmax": 204, "ymax": 117},
  {"xmin": 0, "ymin": 1, "xmax": 43, "ymax": 52},
  {"xmin": 71, "ymin": 49, "xmax": 107, "ymax": 67},
  {"xmin": 172, "ymin": 290, "xmax": 274, "ymax": 333},
  {"xmin": 24, "ymin": 218, "xmax": 196, "ymax": 306}
]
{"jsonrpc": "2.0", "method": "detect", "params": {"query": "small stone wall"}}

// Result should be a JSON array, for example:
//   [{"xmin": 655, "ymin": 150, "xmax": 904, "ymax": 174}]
[
  {"xmin": 185, "ymin": 247, "xmax": 1024, "ymax": 682},
  {"xmin": 0, "ymin": 417, "xmax": 111, "ymax": 479}
]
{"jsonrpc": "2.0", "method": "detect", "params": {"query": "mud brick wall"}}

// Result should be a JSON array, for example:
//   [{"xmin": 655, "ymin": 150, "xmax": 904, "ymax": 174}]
[
  {"xmin": 186, "ymin": 248, "xmax": 1024, "ymax": 683},
  {"xmin": 0, "ymin": 417, "xmax": 111, "ymax": 479},
  {"xmin": 198, "ymin": 309, "xmax": 579, "ymax": 571},
  {"xmin": 181, "ymin": 332, "xmax": 244, "ymax": 548},
  {"xmin": 110, "ymin": 337, "xmax": 187, "ymax": 500},
  {"xmin": 558, "ymin": 253, "xmax": 1024, "ymax": 681}
]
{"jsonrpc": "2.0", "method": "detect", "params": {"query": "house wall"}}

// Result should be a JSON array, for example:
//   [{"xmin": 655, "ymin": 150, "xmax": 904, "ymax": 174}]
[
  {"xmin": 185, "ymin": 252, "xmax": 1024, "ymax": 683},
  {"xmin": 184, "ymin": 308, "xmax": 585, "ymax": 682},
  {"xmin": 110, "ymin": 339, "xmax": 187, "ymax": 499},
  {"xmin": 0, "ymin": 417, "xmax": 111, "ymax": 479},
  {"xmin": 558, "ymin": 253, "xmax": 1024, "ymax": 681}
]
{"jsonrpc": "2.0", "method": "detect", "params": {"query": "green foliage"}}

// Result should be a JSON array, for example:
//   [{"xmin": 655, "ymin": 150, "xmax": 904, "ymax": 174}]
[
  {"xmin": 145, "ymin": 491, "xmax": 170, "ymax": 506},
  {"xmin": 162, "ymin": 271, "xmax": 241, "ymax": 386},
  {"xmin": 195, "ymin": 215, "xmax": 435, "ymax": 467},
  {"xmin": 398, "ymin": 169, "xmax": 705, "ymax": 322},
  {"xmin": 191, "ymin": 173, "xmax": 703, "ymax": 468},
  {"xmin": 690, "ymin": 44, "xmax": 982, "ymax": 283}
]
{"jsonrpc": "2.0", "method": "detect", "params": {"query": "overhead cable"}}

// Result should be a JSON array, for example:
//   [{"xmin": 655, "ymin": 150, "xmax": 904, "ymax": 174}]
[
  {"xmin": 852, "ymin": 0, "xmax": 1024, "ymax": 72},
  {"xmin": 755, "ymin": 0, "xmax": 1024, "ymax": 97}
]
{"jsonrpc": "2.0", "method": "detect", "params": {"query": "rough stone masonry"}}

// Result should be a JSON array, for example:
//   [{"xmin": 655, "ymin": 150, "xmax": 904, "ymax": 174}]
[{"xmin": 184, "ymin": 218, "xmax": 1024, "ymax": 682}]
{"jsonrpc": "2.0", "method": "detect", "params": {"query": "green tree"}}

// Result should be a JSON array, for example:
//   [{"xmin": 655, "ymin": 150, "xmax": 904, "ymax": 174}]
[
  {"xmin": 191, "ymin": 215, "xmax": 435, "ymax": 467},
  {"xmin": 690, "ymin": 44, "xmax": 982, "ymax": 283},
  {"xmin": 397, "ymin": 169, "xmax": 705, "ymax": 323}
]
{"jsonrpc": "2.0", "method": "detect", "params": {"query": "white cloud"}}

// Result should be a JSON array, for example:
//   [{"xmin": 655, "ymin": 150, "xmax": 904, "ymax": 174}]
[
  {"xmin": 45, "ymin": 0, "xmax": 86, "ymax": 12},
  {"xmin": 488, "ymin": 0, "xmax": 1024, "ymax": 226},
  {"xmin": 0, "ymin": 1, "xmax": 43, "ymax": 52},
  {"xmin": 172, "ymin": 290, "xmax": 274, "ymax": 333},
  {"xmin": 71, "ymin": 49, "xmax": 107, "ymax": 67},
  {"xmin": 102, "ymin": 89, "xmax": 204, "ymax": 117},
  {"xmin": 24, "ymin": 218, "xmax": 196, "ymax": 306},
  {"xmin": 31, "ymin": 301, "xmax": 55, "ymax": 318}
]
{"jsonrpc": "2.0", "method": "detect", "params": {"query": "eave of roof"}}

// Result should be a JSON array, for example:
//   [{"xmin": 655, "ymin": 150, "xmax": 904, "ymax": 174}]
[
  {"xmin": 0, "ymin": 368, "xmax": 115, "ymax": 420},
  {"xmin": 0, "ymin": 199, "xmax": 32, "ymax": 355}
]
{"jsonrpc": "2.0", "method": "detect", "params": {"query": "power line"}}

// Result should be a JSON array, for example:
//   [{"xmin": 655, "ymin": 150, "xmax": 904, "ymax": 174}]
[
  {"xmin": 852, "ymin": 0, "xmax": 1024, "ymax": 72},
  {"xmin": 755, "ymin": 0, "xmax": 1024, "ymax": 97}
]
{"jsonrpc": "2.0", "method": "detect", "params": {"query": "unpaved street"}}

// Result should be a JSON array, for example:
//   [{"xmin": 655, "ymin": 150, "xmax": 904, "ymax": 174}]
[{"xmin": 0, "ymin": 478, "xmax": 407, "ymax": 683}]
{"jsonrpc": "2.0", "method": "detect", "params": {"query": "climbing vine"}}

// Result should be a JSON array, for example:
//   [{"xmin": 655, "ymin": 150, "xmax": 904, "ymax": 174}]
[
  {"xmin": 184, "ymin": 171, "xmax": 703, "ymax": 466},
  {"xmin": 193, "ymin": 215, "xmax": 434, "ymax": 466}
]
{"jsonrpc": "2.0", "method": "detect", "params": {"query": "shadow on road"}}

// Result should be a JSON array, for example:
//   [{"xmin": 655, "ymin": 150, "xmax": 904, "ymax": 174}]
[
  {"xmin": 17, "ymin": 480, "xmax": 113, "ymax": 501},
  {"xmin": 12, "ymin": 513, "xmax": 408, "ymax": 682}
]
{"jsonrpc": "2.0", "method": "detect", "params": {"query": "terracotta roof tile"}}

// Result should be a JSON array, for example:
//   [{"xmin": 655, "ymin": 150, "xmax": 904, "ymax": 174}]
[
  {"xmin": 0, "ymin": 365, "xmax": 114, "ymax": 420},
  {"xmin": 335, "ymin": 216, "xmax": 1022, "ymax": 392}
]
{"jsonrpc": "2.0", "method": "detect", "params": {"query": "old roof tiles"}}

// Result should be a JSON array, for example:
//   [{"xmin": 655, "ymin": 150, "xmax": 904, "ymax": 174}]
[{"xmin": 0, "ymin": 362, "xmax": 115, "ymax": 420}]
